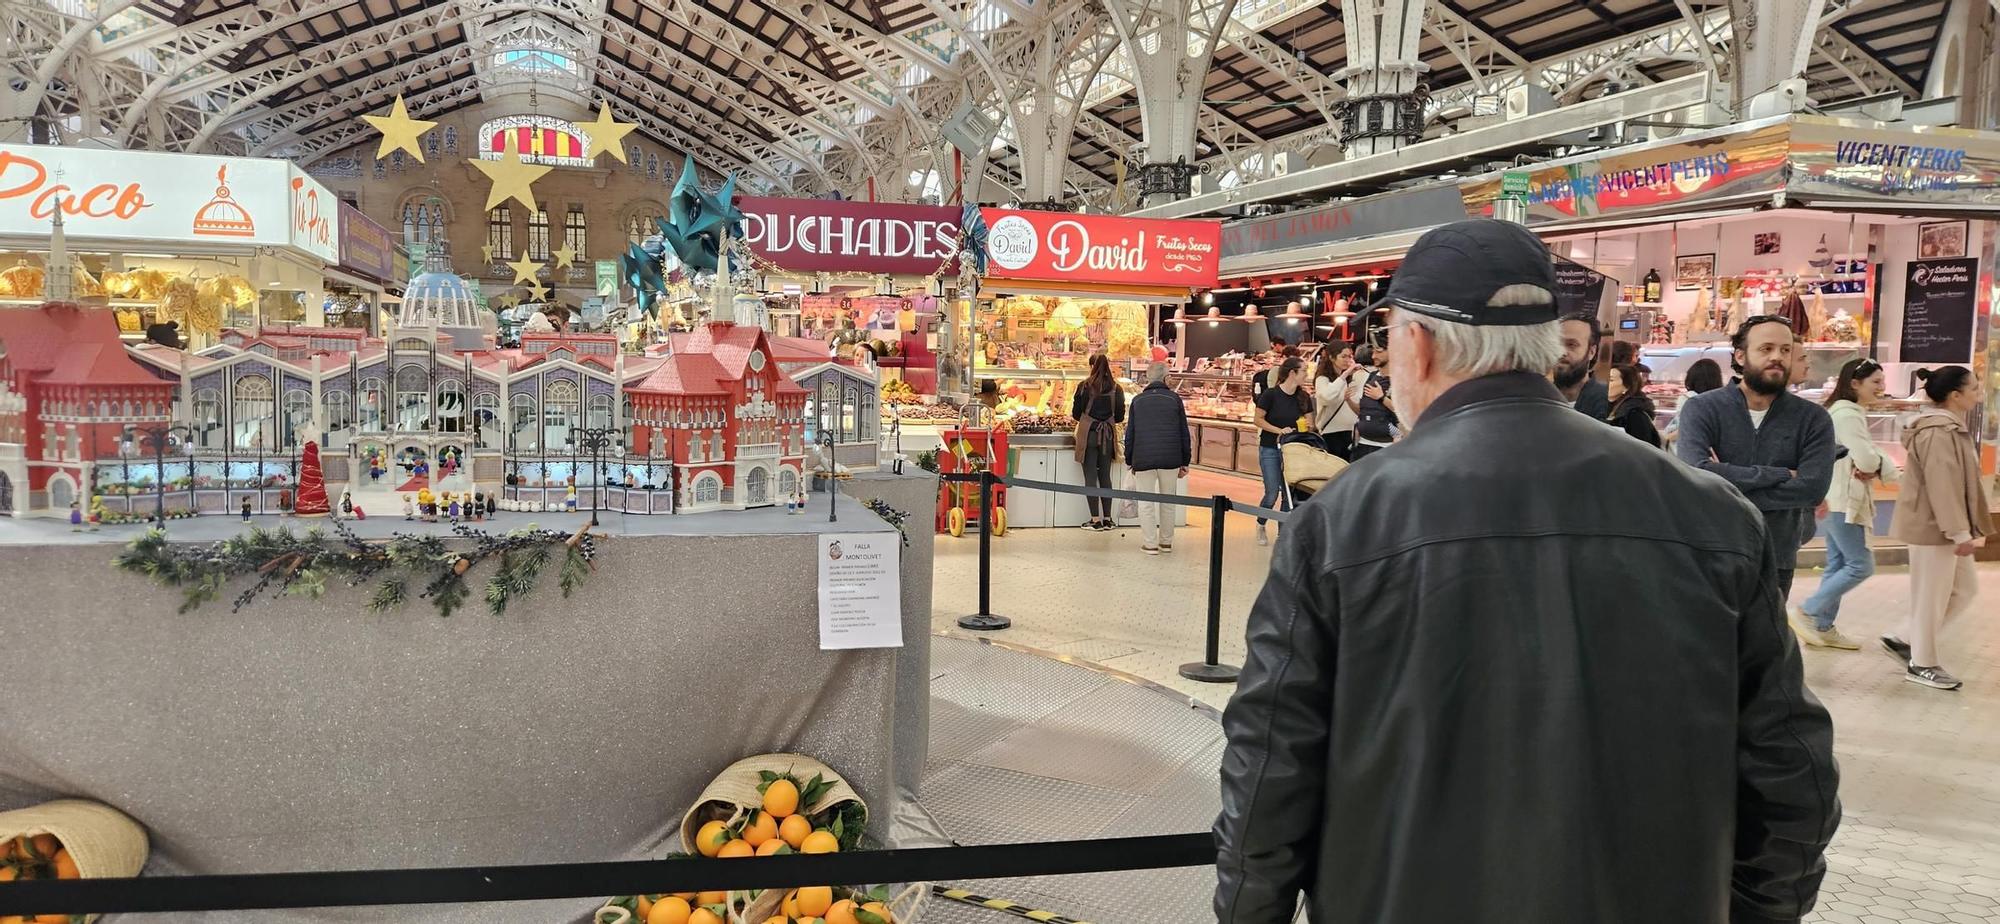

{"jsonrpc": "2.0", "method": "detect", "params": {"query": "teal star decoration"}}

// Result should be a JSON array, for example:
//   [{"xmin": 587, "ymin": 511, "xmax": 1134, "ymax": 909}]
[
  {"xmin": 654, "ymin": 156, "xmax": 744, "ymax": 273},
  {"xmin": 620, "ymin": 242, "xmax": 666, "ymax": 319}
]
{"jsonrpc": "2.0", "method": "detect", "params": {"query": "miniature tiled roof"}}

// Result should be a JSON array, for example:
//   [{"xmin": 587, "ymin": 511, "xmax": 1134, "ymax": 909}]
[{"xmin": 0, "ymin": 303, "xmax": 173, "ymax": 388}]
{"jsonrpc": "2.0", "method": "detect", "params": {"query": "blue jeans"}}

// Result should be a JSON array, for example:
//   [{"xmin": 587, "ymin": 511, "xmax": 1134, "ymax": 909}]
[
  {"xmin": 1801, "ymin": 513, "xmax": 1873, "ymax": 630},
  {"xmin": 1257, "ymin": 445, "xmax": 1285, "ymax": 526}
]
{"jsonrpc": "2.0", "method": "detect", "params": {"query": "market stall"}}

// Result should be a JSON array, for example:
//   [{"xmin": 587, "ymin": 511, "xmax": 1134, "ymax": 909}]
[
  {"xmin": 319, "ymin": 202, "xmax": 404, "ymax": 335},
  {"xmin": 0, "ymin": 143, "xmax": 340, "ymax": 347},
  {"xmin": 956, "ymin": 209, "xmax": 1221, "ymax": 527}
]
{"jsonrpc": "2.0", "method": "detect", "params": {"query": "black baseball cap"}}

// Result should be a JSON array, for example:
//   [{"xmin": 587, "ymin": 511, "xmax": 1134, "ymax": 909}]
[{"xmin": 1372, "ymin": 219, "xmax": 1559, "ymax": 326}]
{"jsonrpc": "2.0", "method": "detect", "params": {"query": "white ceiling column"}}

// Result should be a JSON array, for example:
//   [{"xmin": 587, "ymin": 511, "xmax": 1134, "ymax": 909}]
[
  {"xmin": 1337, "ymin": 0, "xmax": 1429, "ymax": 158},
  {"xmin": 1101, "ymin": 0, "xmax": 1242, "ymax": 205},
  {"xmin": 1727, "ymin": 0, "xmax": 1826, "ymax": 116}
]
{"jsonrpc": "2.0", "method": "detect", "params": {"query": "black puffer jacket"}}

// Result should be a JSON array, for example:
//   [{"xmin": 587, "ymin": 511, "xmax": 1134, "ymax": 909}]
[
  {"xmin": 1215, "ymin": 371, "xmax": 1839, "ymax": 924},
  {"xmin": 1123, "ymin": 381, "xmax": 1191, "ymax": 472}
]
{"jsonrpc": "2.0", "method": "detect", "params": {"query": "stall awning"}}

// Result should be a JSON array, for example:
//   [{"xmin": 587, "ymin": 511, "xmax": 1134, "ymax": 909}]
[{"xmin": 981, "ymin": 279, "xmax": 1193, "ymax": 302}]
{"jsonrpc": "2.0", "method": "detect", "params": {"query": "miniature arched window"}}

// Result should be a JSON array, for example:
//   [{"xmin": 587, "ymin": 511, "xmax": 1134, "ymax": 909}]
[
  {"xmin": 282, "ymin": 388, "xmax": 312, "ymax": 448},
  {"xmin": 358, "ymin": 377, "xmax": 385, "ymax": 432},
  {"xmin": 841, "ymin": 383, "xmax": 861, "ymax": 443},
  {"xmin": 473, "ymin": 391, "xmax": 500, "ymax": 448},
  {"xmin": 324, "ymin": 392, "xmax": 353, "ymax": 451},
  {"xmin": 232, "ymin": 374, "xmax": 274, "ymax": 451},
  {"xmin": 694, "ymin": 474, "xmax": 721, "ymax": 505},
  {"xmin": 745, "ymin": 467, "xmax": 770, "ymax": 506},
  {"xmin": 710, "ymin": 431, "xmax": 724, "ymax": 458},
  {"xmin": 435, "ymin": 378, "xmax": 466, "ymax": 434},
  {"xmin": 588, "ymin": 393, "xmax": 614, "ymax": 430},
  {"xmin": 778, "ymin": 467, "xmax": 798, "ymax": 500},
  {"xmin": 396, "ymin": 365, "xmax": 430, "ymax": 431},
  {"xmin": 544, "ymin": 379, "xmax": 579, "ymax": 450},
  {"xmin": 510, "ymin": 394, "xmax": 538, "ymax": 451},
  {"xmin": 192, "ymin": 388, "xmax": 222, "ymax": 448}
]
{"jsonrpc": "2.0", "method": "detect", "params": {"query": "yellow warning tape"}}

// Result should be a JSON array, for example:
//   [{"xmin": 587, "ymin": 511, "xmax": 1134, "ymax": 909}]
[{"xmin": 932, "ymin": 886, "xmax": 1093, "ymax": 924}]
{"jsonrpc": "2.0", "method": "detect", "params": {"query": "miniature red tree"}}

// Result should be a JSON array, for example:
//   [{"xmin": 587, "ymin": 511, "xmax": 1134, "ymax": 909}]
[{"xmin": 293, "ymin": 440, "xmax": 331, "ymax": 516}]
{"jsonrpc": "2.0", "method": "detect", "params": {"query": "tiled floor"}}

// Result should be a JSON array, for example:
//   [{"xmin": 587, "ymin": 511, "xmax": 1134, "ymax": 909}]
[{"xmin": 930, "ymin": 514, "xmax": 2000, "ymax": 922}]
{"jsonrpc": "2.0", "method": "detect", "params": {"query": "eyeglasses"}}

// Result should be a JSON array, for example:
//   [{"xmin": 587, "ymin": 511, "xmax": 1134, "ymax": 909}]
[
  {"xmin": 1739, "ymin": 314, "xmax": 1796, "ymax": 330},
  {"xmin": 1852, "ymin": 359, "xmax": 1882, "ymax": 377}
]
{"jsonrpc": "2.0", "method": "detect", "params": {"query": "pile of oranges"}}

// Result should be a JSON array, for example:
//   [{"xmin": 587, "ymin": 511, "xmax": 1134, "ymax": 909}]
[
  {"xmin": 0, "ymin": 832, "xmax": 82, "ymax": 924},
  {"xmin": 606, "ymin": 772, "xmax": 894, "ymax": 924}
]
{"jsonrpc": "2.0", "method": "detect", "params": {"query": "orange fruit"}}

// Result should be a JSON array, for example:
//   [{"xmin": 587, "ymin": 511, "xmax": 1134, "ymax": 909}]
[
  {"xmin": 782, "ymin": 890, "xmax": 801, "ymax": 920},
  {"xmin": 799, "ymin": 830, "xmax": 839, "ymax": 855},
  {"xmin": 647, "ymin": 896, "xmax": 692, "ymax": 924},
  {"xmin": 695, "ymin": 821, "xmax": 731, "ymax": 857},
  {"xmin": 636, "ymin": 894, "xmax": 656, "ymax": 918},
  {"xmin": 778, "ymin": 815, "xmax": 811, "ymax": 848},
  {"xmin": 0, "ymin": 865, "xmax": 18, "ymax": 883},
  {"xmin": 798, "ymin": 919, "xmax": 825, "ymax": 924},
  {"xmin": 762, "ymin": 779, "xmax": 800, "ymax": 818},
  {"xmin": 717, "ymin": 839, "xmax": 754, "ymax": 859},
  {"xmin": 742, "ymin": 811, "xmax": 778, "ymax": 848},
  {"xmin": 671, "ymin": 892, "xmax": 697, "ymax": 901},
  {"xmin": 761, "ymin": 918, "xmax": 790, "ymax": 924},
  {"xmin": 755, "ymin": 838, "xmax": 789, "ymax": 857},
  {"xmin": 27, "ymin": 836, "xmax": 56, "ymax": 862},
  {"xmin": 860, "ymin": 901, "xmax": 893, "ymax": 924},
  {"xmin": 824, "ymin": 899, "xmax": 859, "ymax": 924},
  {"xmin": 696, "ymin": 891, "xmax": 727, "ymax": 906},
  {"xmin": 690, "ymin": 908, "xmax": 724, "ymax": 924},
  {"xmin": 795, "ymin": 886, "xmax": 833, "ymax": 918},
  {"xmin": 51, "ymin": 848, "xmax": 78, "ymax": 880}
]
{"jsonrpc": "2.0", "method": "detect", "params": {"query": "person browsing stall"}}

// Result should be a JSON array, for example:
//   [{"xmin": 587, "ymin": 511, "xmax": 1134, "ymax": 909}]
[
  {"xmin": 1790, "ymin": 358, "xmax": 1898, "ymax": 652},
  {"xmin": 1070, "ymin": 354, "xmax": 1127, "ymax": 531},
  {"xmin": 1673, "ymin": 316, "xmax": 1836, "ymax": 602},
  {"xmin": 1554, "ymin": 312, "xmax": 1611, "ymax": 419},
  {"xmin": 1605, "ymin": 363, "xmax": 1662, "ymax": 447},
  {"xmin": 1885, "ymin": 366, "xmax": 1992, "ymax": 691},
  {"xmin": 1313, "ymin": 345, "xmax": 1362, "ymax": 459},
  {"xmin": 1215, "ymin": 219, "xmax": 1839, "ymax": 924},
  {"xmin": 1347, "ymin": 344, "xmax": 1395, "ymax": 461},
  {"xmin": 1123, "ymin": 364, "xmax": 1192, "ymax": 555},
  {"xmin": 1251, "ymin": 357, "xmax": 1308, "ymax": 546}
]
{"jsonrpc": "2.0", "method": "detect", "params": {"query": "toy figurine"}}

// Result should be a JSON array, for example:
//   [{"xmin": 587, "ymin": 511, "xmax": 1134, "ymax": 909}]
[
  {"xmin": 485, "ymin": 494, "xmax": 497, "ymax": 519},
  {"xmin": 472, "ymin": 491, "xmax": 485, "ymax": 521},
  {"xmin": 241, "ymin": 497, "xmax": 252, "ymax": 521},
  {"xmin": 448, "ymin": 494, "xmax": 461, "ymax": 523},
  {"xmin": 339, "ymin": 491, "xmax": 354, "ymax": 519},
  {"xmin": 416, "ymin": 487, "xmax": 435, "ymax": 522},
  {"xmin": 88, "ymin": 495, "xmax": 106, "ymax": 530},
  {"xmin": 564, "ymin": 485, "xmax": 578, "ymax": 512},
  {"xmin": 69, "ymin": 502, "xmax": 83, "ymax": 531},
  {"xmin": 403, "ymin": 495, "xmax": 415, "ymax": 520}
]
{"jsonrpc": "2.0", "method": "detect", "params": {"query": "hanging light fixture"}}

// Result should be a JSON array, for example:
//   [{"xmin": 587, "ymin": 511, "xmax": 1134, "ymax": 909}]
[
  {"xmin": 1201, "ymin": 304, "xmax": 1227, "ymax": 326},
  {"xmin": 1277, "ymin": 299, "xmax": 1314, "ymax": 323},
  {"xmin": 1167, "ymin": 305, "xmax": 1192, "ymax": 325},
  {"xmin": 1239, "ymin": 301, "xmax": 1264, "ymax": 323}
]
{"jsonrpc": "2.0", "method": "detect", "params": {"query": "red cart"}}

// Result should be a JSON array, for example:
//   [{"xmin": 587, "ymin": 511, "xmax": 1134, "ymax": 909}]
[{"xmin": 936, "ymin": 425, "xmax": 1009, "ymax": 538}]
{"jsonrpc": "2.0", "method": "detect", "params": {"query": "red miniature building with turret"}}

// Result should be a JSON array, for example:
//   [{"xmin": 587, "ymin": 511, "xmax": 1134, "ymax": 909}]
[{"xmin": 626, "ymin": 323, "xmax": 809, "ymax": 512}]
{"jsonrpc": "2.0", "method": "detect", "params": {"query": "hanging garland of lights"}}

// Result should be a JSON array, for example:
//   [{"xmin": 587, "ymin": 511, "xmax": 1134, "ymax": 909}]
[{"xmin": 114, "ymin": 521, "xmax": 599, "ymax": 619}]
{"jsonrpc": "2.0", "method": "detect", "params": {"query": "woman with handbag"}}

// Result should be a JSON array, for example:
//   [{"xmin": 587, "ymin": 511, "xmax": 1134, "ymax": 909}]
[
  {"xmin": 1071, "ymin": 353, "xmax": 1127, "ymax": 531},
  {"xmin": 1313, "ymin": 345, "xmax": 1361, "ymax": 459}
]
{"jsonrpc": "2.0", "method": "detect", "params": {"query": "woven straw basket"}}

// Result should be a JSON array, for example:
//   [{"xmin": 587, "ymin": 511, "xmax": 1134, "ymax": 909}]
[
  {"xmin": 593, "ymin": 883, "xmax": 927, "ymax": 924},
  {"xmin": 677, "ymin": 754, "xmax": 866, "ymax": 855},
  {"xmin": 0, "ymin": 799, "xmax": 150, "ymax": 923}
]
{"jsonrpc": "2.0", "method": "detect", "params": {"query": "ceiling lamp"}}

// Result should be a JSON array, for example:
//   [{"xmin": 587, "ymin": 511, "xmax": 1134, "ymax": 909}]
[
  {"xmin": 1322, "ymin": 290, "xmax": 1354, "ymax": 317},
  {"xmin": 1240, "ymin": 302, "xmax": 1264, "ymax": 323},
  {"xmin": 1200, "ymin": 305, "xmax": 1227, "ymax": 326},
  {"xmin": 1277, "ymin": 300, "xmax": 1314, "ymax": 323},
  {"xmin": 1167, "ymin": 306, "xmax": 1192, "ymax": 326}
]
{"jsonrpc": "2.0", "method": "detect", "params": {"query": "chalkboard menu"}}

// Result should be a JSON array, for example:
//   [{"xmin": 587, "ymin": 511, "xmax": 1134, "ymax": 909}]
[
  {"xmin": 1553, "ymin": 257, "xmax": 1612, "ymax": 318},
  {"xmin": 1898, "ymin": 258, "xmax": 1979, "ymax": 363}
]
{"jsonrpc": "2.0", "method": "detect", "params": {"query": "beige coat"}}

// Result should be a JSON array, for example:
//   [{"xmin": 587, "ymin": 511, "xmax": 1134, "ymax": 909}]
[{"xmin": 1889, "ymin": 408, "xmax": 1995, "ymax": 546}]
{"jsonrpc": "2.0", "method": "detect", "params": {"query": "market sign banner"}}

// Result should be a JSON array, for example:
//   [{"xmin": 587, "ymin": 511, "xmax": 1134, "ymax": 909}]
[
  {"xmin": 738, "ymin": 196, "xmax": 961, "ymax": 275},
  {"xmin": 1898, "ymin": 257, "xmax": 1980, "ymax": 363},
  {"xmin": 1220, "ymin": 185, "xmax": 1469, "ymax": 258},
  {"xmin": 980, "ymin": 209, "xmax": 1221, "ymax": 288},
  {"xmin": 286, "ymin": 166, "xmax": 340, "ymax": 264},
  {"xmin": 0, "ymin": 143, "xmax": 334, "ymax": 257},
  {"xmin": 1787, "ymin": 118, "xmax": 2000, "ymax": 206},
  {"xmin": 1459, "ymin": 123, "xmax": 1791, "ymax": 225},
  {"xmin": 336, "ymin": 202, "xmax": 394, "ymax": 281}
]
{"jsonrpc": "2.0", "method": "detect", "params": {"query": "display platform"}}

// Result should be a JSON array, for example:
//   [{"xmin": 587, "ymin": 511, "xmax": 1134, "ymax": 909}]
[{"xmin": 0, "ymin": 472, "xmax": 939, "ymax": 924}]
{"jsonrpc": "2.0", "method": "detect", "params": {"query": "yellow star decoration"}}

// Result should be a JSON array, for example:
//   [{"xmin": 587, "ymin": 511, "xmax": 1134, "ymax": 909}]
[
  {"xmin": 480, "ymin": 244, "xmax": 494, "ymax": 263},
  {"xmin": 531, "ymin": 283, "xmax": 551, "ymax": 302},
  {"xmin": 469, "ymin": 134, "xmax": 551, "ymax": 212},
  {"xmin": 552, "ymin": 242, "xmax": 578, "ymax": 269},
  {"xmin": 582, "ymin": 102, "xmax": 638, "ymax": 164},
  {"xmin": 506, "ymin": 255, "xmax": 543, "ymax": 286},
  {"xmin": 361, "ymin": 96, "xmax": 437, "ymax": 163}
]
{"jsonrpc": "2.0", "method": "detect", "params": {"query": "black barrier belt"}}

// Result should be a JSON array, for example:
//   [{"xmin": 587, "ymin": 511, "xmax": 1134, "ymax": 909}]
[
  {"xmin": 0, "ymin": 833, "xmax": 1215, "ymax": 916},
  {"xmin": 940, "ymin": 472, "xmax": 1294, "ymax": 522}
]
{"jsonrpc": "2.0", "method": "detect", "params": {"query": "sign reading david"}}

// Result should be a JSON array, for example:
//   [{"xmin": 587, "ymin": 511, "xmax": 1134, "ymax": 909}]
[{"xmin": 978, "ymin": 209, "xmax": 1221, "ymax": 288}]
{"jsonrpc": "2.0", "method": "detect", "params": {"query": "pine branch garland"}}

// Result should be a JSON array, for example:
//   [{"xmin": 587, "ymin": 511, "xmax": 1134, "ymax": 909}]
[{"xmin": 114, "ymin": 521, "xmax": 597, "ymax": 619}]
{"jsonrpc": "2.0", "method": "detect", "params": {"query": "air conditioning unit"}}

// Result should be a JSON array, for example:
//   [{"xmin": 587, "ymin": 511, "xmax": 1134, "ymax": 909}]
[
  {"xmin": 1188, "ymin": 174, "xmax": 1212, "ymax": 196},
  {"xmin": 1271, "ymin": 152, "xmax": 1301, "ymax": 177},
  {"xmin": 1504, "ymin": 85, "xmax": 1557, "ymax": 121},
  {"xmin": 1644, "ymin": 102, "xmax": 1725, "ymax": 141}
]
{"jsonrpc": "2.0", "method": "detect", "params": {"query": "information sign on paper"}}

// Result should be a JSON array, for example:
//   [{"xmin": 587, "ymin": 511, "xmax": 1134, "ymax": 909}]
[{"xmin": 817, "ymin": 534, "xmax": 903, "ymax": 650}]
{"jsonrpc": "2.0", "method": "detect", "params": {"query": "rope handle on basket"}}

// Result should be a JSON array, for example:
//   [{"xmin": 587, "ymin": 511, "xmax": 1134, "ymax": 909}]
[{"xmin": 595, "ymin": 907, "xmax": 633, "ymax": 924}]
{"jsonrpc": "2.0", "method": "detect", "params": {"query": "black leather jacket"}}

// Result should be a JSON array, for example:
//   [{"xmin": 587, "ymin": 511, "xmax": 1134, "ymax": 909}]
[{"xmin": 1215, "ymin": 371, "xmax": 1839, "ymax": 924}]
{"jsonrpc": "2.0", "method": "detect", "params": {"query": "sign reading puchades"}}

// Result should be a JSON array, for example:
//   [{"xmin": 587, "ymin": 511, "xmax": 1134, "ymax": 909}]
[
  {"xmin": 980, "ymin": 209, "xmax": 1221, "ymax": 288},
  {"xmin": 1898, "ymin": 258, "xmax": 1981, "ymax": 364},
  {"xmin": 336, "ymin": 202, "xmax": 395, "ymax": 281},
  {"xmin": 738, "ymin": 196, "xmax": 961, "ymax": 275},
  {"xmin": 0, "ymin": 143, "xmax": 339, "ymax": 258}
]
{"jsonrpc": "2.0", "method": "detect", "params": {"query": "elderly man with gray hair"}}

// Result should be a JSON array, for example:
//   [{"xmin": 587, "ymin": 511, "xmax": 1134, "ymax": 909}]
[
  {"xmin": 1214, "ymin": 219, "xmax": 1840, "ymax": 924},
  {"xmin": 1123, "ymin": 362, "xmax": 1191, "ymax": 554}
]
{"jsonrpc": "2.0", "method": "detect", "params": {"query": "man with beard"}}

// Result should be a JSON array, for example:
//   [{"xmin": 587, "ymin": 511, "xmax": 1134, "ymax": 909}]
[
  {"xmin": 1554, "ymin": 313, "xmax": 1611, "ymax": 419},
  {"xmin": 1674, "ymin": 316, "xmax": 1836, "ymax": 600}
]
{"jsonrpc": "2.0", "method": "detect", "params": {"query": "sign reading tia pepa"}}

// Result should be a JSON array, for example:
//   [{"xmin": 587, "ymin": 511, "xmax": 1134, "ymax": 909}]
[{"xmin": 978, "ymin": 208, "xmax": 1221, "ymax": 288}]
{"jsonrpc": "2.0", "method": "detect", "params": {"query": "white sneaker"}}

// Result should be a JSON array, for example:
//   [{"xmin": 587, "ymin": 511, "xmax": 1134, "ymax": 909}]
[
  {"xmin": 1256, "ymin": 525, "xmax": 1269, "ymax": 546},
  {"xmin": 1907, "ymin": 665, "xmax": 1963, "ymax": 690},
  {"xmin": 1142, "ymin": 545, "xmax": 1160, "ymax": 555},
  {"xmin": 1787, "ymin": 607, "xmax": 1830, "ymax": 647},
  {"xmin": 1817, "ymin": 627, "xmax": 1862, "ymax": 651}
]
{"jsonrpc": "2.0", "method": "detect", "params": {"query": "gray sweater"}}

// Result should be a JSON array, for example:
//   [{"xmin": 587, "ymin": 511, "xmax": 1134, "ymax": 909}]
[{"xmin": 1673, "ymin": 384, "xmax": 1836, "ymax": 569}]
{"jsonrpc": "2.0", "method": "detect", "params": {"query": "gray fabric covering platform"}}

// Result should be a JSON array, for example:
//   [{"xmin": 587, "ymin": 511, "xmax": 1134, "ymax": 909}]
[{"xmin": 0, "ymin": 472, "xmax": 940, "ymax": 924}]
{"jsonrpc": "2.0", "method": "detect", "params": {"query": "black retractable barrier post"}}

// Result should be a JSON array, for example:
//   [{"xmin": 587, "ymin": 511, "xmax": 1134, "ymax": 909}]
[
  {"xmin": 957, "ymin": 471, "xmax": 1011, "ymax": 631},
  {"xmin": 1179, "ymin": 494, "xmax": 1241, "ymax": 683}
]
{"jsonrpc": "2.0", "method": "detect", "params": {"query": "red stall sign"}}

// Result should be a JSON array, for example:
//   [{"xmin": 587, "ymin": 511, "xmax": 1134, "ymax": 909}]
[{"xmin": 979, "ymin": 209, "xmax": 1221, "ymax": 288}]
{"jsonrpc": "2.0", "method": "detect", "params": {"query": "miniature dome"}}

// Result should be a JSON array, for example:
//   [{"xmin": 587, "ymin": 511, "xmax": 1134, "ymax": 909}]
[{"xmin": 399, "ymin": 270, "xmax": 482, "ymax": 329}]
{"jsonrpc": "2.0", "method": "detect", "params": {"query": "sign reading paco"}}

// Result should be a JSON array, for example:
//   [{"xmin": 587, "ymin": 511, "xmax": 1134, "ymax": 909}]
[{"xmin": 979, "ymin": 209, "xmax": 1220, "ymax": 289}]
